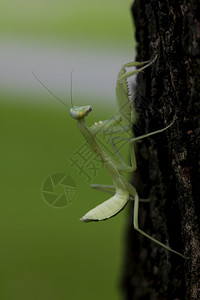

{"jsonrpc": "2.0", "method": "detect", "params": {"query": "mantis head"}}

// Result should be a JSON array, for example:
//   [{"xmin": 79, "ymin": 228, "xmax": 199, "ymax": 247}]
[
  {"xmin": 70, "ymin": 105, "xmax": 92, "ymax": 120},
  {"xmin": 32, "ymin": 71, "xmax": 93, "ymax": 120}
]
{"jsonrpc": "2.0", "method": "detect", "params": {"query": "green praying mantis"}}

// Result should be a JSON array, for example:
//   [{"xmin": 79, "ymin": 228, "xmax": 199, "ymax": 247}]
[{"xmin": 33, "ymin": 59, "xmax": 187, "ymax": 259}]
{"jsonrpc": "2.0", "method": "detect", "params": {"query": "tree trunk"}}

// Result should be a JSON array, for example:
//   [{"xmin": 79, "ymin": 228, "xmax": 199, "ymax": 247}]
[{"xmin": 122, "ymin": 1, "xmax": 200, "ymax": 299}]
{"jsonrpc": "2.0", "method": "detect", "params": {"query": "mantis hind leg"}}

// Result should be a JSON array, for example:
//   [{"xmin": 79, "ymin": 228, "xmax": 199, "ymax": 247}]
[
  {"xmin": 133, "ymin": 194, "xmax": 188, "ymax": 259},
  {"xmin": 90, "ymin": 184, "xmax": 115, "ymax": 195},
  {"xmin": 91, "ymin": 184, "xmax": 149, "ymax": 202}
]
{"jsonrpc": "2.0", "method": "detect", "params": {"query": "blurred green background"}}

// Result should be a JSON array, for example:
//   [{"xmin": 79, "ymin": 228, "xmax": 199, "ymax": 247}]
[{"xmin": 1, "ymin": 1, "xmax": 136, "ymax": 299}]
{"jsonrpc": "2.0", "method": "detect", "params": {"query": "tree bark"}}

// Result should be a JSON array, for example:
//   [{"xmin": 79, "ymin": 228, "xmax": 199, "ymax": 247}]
[{"xmin": 122, "ymin": 1, "xmax": 200, "ymax": 299}]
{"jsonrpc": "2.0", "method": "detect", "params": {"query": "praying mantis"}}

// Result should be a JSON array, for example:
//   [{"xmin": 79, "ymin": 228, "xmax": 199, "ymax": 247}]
[
  {"xmin": 33, "ymin": 59, "xmax": 187, "ymax": 259},
  {"xmin": 69, "ymin": 60, "xmax": 187, "ymax": 259}
]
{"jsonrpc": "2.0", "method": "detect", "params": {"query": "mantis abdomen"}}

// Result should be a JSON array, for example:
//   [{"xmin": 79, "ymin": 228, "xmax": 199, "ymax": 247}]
[{"xmin": 80, "ymin": 187, "xmax": 129, "ymax": 221}]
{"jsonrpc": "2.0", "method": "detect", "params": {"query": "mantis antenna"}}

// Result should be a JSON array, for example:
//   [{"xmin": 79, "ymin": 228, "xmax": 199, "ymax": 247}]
[
  {"xmin": 31, "ymin": 70, "xmax": 69, "ymax": 108},
  {"xmin": 70, "ymin": 70, "xmax": 74, "ymax": 107}
]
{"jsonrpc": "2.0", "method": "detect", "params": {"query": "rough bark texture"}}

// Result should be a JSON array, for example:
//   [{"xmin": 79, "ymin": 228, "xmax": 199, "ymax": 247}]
[{"xmin": 122, "ymin": 1, "xmax": 200, "ymax": 299}]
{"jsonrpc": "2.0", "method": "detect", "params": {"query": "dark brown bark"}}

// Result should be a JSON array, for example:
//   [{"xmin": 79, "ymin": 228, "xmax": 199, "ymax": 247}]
[{"xmin": 121, "ymin": 1, "xmax": 200, "ymax": 299}]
